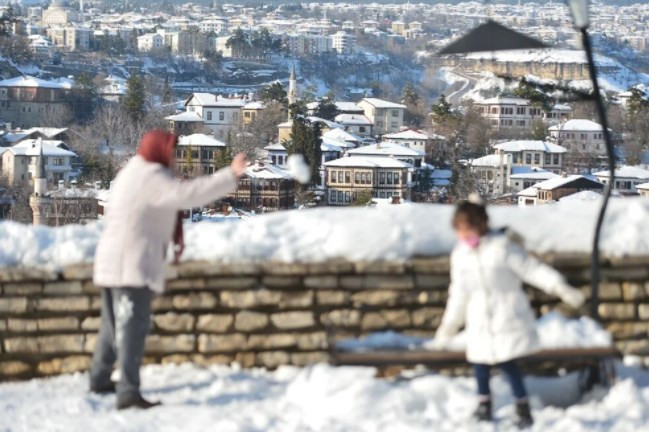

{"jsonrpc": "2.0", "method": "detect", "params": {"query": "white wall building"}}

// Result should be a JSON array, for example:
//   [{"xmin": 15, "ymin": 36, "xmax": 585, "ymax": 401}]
[
  {"xmin": 184, "ymin": 93, "xmax": 246, "ymax": 139},
  {"xmin": 593, "ymin": 165, "xmax": 649, "ymax": 195},
  {"xmin": 548, "ymin": 119, "xmax": 608, "ymax": 156},
  {"xmin": 331, "ymin": 31, "xmax": 356, "ymax": 54}
]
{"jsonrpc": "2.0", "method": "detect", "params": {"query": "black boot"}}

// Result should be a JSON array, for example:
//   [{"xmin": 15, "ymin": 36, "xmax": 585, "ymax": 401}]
[
  {"xmin": 90, "ymin": 381, "xmax": 116, "ymax": 394},
  {"xmin": 514, "ymin": 399, "xmax": 534, "ymax": 429},
  {"xmin": 474, "ymin": 399, "xmax": 492, "ymax": 422},
  {"xmin": 117, "ymin": 395, "xmax": 162, "ymax": 410}
]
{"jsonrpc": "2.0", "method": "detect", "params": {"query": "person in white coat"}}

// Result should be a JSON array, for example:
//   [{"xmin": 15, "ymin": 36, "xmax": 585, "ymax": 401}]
[
  {"xmin": 435, "ymin": 198, "xmax": 585, "ymax": 428},
  {"xmin": 89, "ymin": 130, "xmax": 247, "ymax": 410}
]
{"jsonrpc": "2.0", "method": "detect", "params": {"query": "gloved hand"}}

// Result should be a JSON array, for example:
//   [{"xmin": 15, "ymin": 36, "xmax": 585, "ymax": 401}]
[
  {"xmin": 561, "ymin": 287, "xmax": 586, "ymax": 309},
  {"xmin": 432, "ymin": 326, "xmax": 456, "ymax": 350}
]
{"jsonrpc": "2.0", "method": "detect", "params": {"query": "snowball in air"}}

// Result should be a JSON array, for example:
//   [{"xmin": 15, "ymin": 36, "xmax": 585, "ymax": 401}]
[{"xmin": 286, "ymin": 154, "xmax": 311, "ymax": 184}]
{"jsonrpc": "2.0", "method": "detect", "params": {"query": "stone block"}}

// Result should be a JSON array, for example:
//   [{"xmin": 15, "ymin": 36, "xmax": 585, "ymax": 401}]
[
  {"xmin": 411, "ymin": 307, "xmax": 444, "ymax": 329},
  {"xmin": 320, "ymin": 310, "xmax": 360, "ymax": 327},
  {"xmin": 7, "ymin": 318, "xmax": 37, "ymax": 332},
  {"xmin": 257, "ymin": 351, "xmax": 290, "ymax": 368},
  {"xmin": 414, "ymin": 275, "xmax": 450, "ymax": 290},
  {"xmin": 278, "ymin": 291, "xmax": 313, "ymax": 308},
  {"xmin": 61, "ymin": 355, "xmax": 92, "ymax": 373},
  {"xmin": 82, "ymin": 281, "xmax": 100, "ymax": 294},
  {"xmin": 220, "ymin": 289, "xmax": 281, "ymax": 308},
  {"xmin": 316, "ymin": 290, "xmax": 349, "ymax": 306},
  {"xmin": 304, "ymin": 276, "xmax": 339, "ymax": 289},
  {"xmin": 260, "ymin": 262, "xmax": 308, "ymax": 276},
  {"xmin": 0, "ymin": 319, "xmax": 5, "ymax": 332},
  {"xmin": 145, "ymin": 334, "xmax": 195, "ymax": 353},
  {"xmin": 0, "ymin": 267, "xmax": 58, "ymax": 282},
  {"xmin": 361, "ymin": 310, "xmax": 411, "ymax": 330},
  {"xmin": 43, "ymin": 281, "xmax": 83, "ymax": 295},
  {"xmin": 37, "ymin": 359, "xmax": 62, "ymax": 375},
  {"xmin": 191, "ymin": 354, "xmax": 234, "ymax": 366},
  {"xmin": 235, "ymin": 311, "xmax": 269, "ymax": 332},
  {"xmin": 351, "ymin": 290, "xmax": 401, "ymax": 306},
  {"xmin": 410, "ymin": 257, "xmax": 450, "ymax": 274},
  {"xmin": 247, "ymin": 334, "xmax": 297, "ymax": 349},
  {"xmin": 154, "ymin": 313, "xmax": 195, "ymax": 332},
  {"xmin": 36, "ymin": 297, "xmax": 89, "ymax": 312},
  {"xmin": 0, "ymin": 297, "xmax": 28, "ymax": 314},
  {"xmin": 175, "ymin": 261, "xmax": 260, "ymax": 277},
  {"xmin": 4, "ymin": 337, "xmax": 39, "ymax": 353},
  {"xmin": 81, "ymin": 316, "xmax": 101, "ymax": 331},
  {"xmin": 354, "ymin": 261, "xmax": 406, "ymax": 274},
  {"xmin": 84, "ymin": 334, "xmax": 97, "ymax": 353},
  {"xmin": 2, "ymin": 283, "xmax": 42, "ymax": 295},
  {"xmin": 261, "ymin": 276, "xmax": 302, "ymax": 289},
  {"xmin": 290, "ymin": 352, "xmax": 329, "ymax": 366},
  {"xmin": 152, "ymin": 295, "xmax": 175, "ymax": 311},
  {"xmin": 166, "ymin": 278, "xmax": 207, "ymax": 291},
  {"xmin": 172, "ymin": 293, "xmax": 217, "ymax": 310},
  {"xmin": 340, "ymin": 276, "xmax": 365, "ymax": 290},
  {"xmin": 0, "ymin": 361, "xmax": 31, "ymax": 376},
  {"xmin": 198, "ymin": 334, "xmax": 247, "ymax": 353},
  {"xmin": 622, "ymin": 282, "xmax": 647, "ymax": 301},
  {"xmin": 598, "ymin": 283, "xmax": 622, "ymax": 300},
  {"xmin": 61, "ymin": 264, "xmax": 94, "ymax": 280},
  {"xmin": 235, "ymin": 352, "xmax": 257, "ymax": 368},
  {"xmin": 271, "ymin": 311, "xmax": 315, "ymax": 330},
  {"xmin": 196, "ymin": 314, "xmax": 233, "ymax": 333},
  {"xmin": 161, "ymin": 355, "xmax": 190, "ymax": 365},
  {"xmin": 38, "ymin": 317, "xmax": 78, "ymax": 331},
  {"xmin": 205, "ymin": 277, "xmax": 258, "ymax": 290},
  {"xmin": 296, "ymin": 332, "xmax": 328, "ymax": 350},
  {"xmin": 366, "ymin": 275, "xmax": 414, "ymax": 290},
  {"xmin": 305, "ymin": 260, "xmax": 354, "ymax": 275},
  {"xmin": 639, "ymin": 304, "xmax": 649, "ymax": 321},
  {"xmin": 598, "ymin": 303, "xmax": 635, "ymax": 320},
  {"xmin": 37, "ymin": 335, "xmax": 85, "ymax": 353}
]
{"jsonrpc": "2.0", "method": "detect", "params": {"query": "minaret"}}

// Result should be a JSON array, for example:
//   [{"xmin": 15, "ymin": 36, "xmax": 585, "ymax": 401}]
[
  {"xmin": 287, "ymin": 64, "xmax": 298, "ymax": 120},
  {"xmin": 30, "ymin": 139, "xmax": 48, "ymax": 225}
]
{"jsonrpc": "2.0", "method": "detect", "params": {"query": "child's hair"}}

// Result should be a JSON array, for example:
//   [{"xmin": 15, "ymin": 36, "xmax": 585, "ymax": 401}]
[{"xmin": 452, "ymin": 197, "xmax": 489, "ymax": 235}]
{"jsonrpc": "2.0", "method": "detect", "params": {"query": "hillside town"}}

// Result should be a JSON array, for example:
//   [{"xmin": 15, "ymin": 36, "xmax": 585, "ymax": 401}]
[{"xmin": 0, "ymin": 1, "xmax": 649, "ymax": 225}]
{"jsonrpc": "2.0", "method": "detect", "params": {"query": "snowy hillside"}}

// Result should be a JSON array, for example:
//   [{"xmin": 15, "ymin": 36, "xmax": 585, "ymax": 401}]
[
  {"xmin": 1, "ymin": 197, "xmax": 649, "ymax": 269},
  {"xmin": 1, "ymin": 361, "xmax": 649, "ymax": 431}
]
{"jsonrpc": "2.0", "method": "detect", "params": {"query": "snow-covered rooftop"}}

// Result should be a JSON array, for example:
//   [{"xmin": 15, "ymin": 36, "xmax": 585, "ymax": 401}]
[
  {"xmin": 244, "ymin": 162, "xmax": 293, "ymax": 180},
  {"xmin": 334, "ymin": 114, "xmax": 373, "ymax": 126},
  {"xmin": 637, "ymin": 182, "xmax": 649, "ymax": 191},
  {"xmin": 335, "ymin": 101, "xmax": 364, "ymax": 112},
  {"xmin": 324, "ymin": 155, "xmax": 412, "ymax": 169},
  {"xmin": 165, "ymin": 112, "xmax": 204, "ymax": 122},
  {"xmin": 464, "ymin": 49, "xmax": 620, "ymax": 68},
  {"xmin": 243, "ymin": 101, "xmax": 265, "ymax": 110},
  {"xmin": 5, "ymin": 139, "xmax": 76, "ymax": 157},
  {"xmin": 187, "ymin": 93, "xmax": 246, "ymax": 108},
  {"xmin": 535, "ymin": 175, "xmax": 603, "ymax": 191},
  {"xmin": 0, "ymin": 75, "xmax": 68, "ymax": 89},
  {"xmin": 383, "ymin": 130, "xmax": 430, "ymax": 140},
  {"xmin": 549, "ymin": 119, "xmax": 603, "ymax": 132},
  {"xmin": 559, "ymin": 190, "xmax": 602, "ymax": 202},
  {"xmin": 178, "ymin": 134, "xmax": 227, "ymax": 147},
  {"xmin": 322, "ymin": 128, "xmax": 362, "ymax": 143},
  {"xmin": 359, "ymin": 98, "xmax": 407, "ymax": 109},
  {"xmin": 494, "ymin": 140, "xmax": 567, "ymax": 154},
  {"xmin": 474, "ymin": 96, "xmax": 530, "ymax": 106},
  {"xmin": 510, "ymin": 167, "xmax": 558, "ymax": 180},
  {"xmin": 470, "ymin": 154, "xmax": 502, "ymax": 168},
  {"xmin": 347, "ymin": 142, "xmax": 424, "ymax": 158},
  {"xmin": 593, "ymin": 165, "xmax": 649, "ymax": 180}
]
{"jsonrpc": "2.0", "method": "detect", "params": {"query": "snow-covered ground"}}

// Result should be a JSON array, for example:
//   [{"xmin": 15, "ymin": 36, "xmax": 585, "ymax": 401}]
[
  {"xmin": 1, "ymin": 361, "xmax": 649, "ymax": 431},
  {"xmin": 1, "ymin": 198, "xmax": 649, "ymax": 269}
]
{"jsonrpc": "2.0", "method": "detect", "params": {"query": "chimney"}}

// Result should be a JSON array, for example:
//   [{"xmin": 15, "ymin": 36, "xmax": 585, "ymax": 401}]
[
  {"xmin": 71, "ymin": 179, "xmax": 77, "ymax": 190},
  {"xmin": 391, "ymin": 196, "xmax": 401, "ymax": 205}
]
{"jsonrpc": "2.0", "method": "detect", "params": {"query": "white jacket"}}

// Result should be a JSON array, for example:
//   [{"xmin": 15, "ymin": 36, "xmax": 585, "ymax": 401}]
[
  {"xmin": 437, "ymin": 231, "xmax": 582, "ymax": 365},
  {"xmin": 93, "ymin": 155, "xmax": 237, "ymax": 293}
]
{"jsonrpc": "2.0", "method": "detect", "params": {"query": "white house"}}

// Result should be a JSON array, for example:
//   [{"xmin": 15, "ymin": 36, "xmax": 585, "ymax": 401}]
[
  {"xmin": 263, "ymin": 140, "xmax": 342, "ymax": 187},
  {"xmin": 473, "ymin": 97, "xmax": 571, "ymax": 130},
  {"xmin": 637, "ymin": 182, "xmax": 649, "ymax": 197},
  {"xmin": 548, "ymin": 119, "xmax": 608, "ymax": 156},
  {"xmin": 322, "ymin": 128, "xmax": 362, "ymax": 148},
  {"xmin": 383, "ymin": 129, "xmax": 445, "ymax": 155},
  {"xmin": 184, "ymin": 93, "xmax": 246, "ymax": 139},
  {"xmin": 334, "ymin": 113, "xmax": 373, "ymax": 137},
  {"xmin": 331, "ymin": 31, "xmax": 355, "ymax": 54},
  {"xmin": 493, "ymin": 140, "xmax": 566, "ymax": 173},
  {"xmin": 346, "ymin": 142, "xmax": 425, "ymax": 168},
  {"xmin": 517, "ymin": 174, "xmax": 604, "ymax": 206},
  {"xmin": 593, "ymin": 165, "xmax": 649, "ymax": 195},
  {"xmin": 509, "ymin": 167, "xmax": 558, "ymax": 193},
  {"xmin": 356, "ymin": 98, "xmax": 407, "ymax": 136},
  {"xmin": 137, "ymin": 32, "xmax": 164, "ymax": 52},
  {"xmin": 0, "ymin": 139, "xmax": 76, "ymax": 185}
]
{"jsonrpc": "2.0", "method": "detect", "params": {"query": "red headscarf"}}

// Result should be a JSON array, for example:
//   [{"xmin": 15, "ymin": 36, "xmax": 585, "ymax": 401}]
[{"xmin": 137, "ymin": 130, "xmax": 184, "ymax": 258}]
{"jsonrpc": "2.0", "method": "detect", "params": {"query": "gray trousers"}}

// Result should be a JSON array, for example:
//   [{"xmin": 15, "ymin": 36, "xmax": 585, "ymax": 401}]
[{"xmin": 89, "ymin": 287, "xmax": 152, "ymax": 402}]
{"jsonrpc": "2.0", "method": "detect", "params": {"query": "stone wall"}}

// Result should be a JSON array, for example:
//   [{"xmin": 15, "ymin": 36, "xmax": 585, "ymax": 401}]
[{"xmin": 1, "ymin": 254, "xmax": 649, "ymax": 380}]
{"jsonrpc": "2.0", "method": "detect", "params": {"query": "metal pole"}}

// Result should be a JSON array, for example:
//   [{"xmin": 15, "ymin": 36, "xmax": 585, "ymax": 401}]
[{"xmin": 580, "ymin": 28, "xmax": 616, "ymax": 321}]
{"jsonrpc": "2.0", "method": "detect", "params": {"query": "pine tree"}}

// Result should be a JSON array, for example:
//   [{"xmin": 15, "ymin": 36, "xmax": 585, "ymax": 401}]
[
  {"xmin": 403, "ymin": 82, "xmax": 421, "ymax": 107},
  {"xmin": 313, "ymin": 98, "xmax": 339, "ymax": 121},
  {"xmin": 123, "ymin": 73, "xmax": 146, "ymax": 123},
  {"xmin": 286, "ymin": 117, "xmax": 322, "ymax": 186},
  {"xmin": 260, "ymin": 82, "xmax": 287, "ymax": 105},
  {"xmin": 67, "ymin": 72, "xmax": 97, "ymax": 124},
  {"xmin": 626, "ymin": 87, "xmax": 649, "ymax": 120},
  {"xmin": 418, "ymin": 165, "xmax": 433, "ymax": 194},
  {"xmin": 162, "ymin": 76, "xmax": 173, "ymax": 104},
  {"xmin": 431, "ymin": 94, "xmax": 452, "ymax": 120}
]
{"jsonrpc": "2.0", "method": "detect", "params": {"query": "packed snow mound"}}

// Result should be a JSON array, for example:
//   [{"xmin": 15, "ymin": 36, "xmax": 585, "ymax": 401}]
[
  {"xmin": 338, "ymin": 312, "xmax": 612, "ymax": 352},
  {"xmin": 1, "ymin": 198, "xmax": 649, "ymax": 269},
  {"xmin": 1, "ymin": 362, "xmax": 649, "ymax": 431}
]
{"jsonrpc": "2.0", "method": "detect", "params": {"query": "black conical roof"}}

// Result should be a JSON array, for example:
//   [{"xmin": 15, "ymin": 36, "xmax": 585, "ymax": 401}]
[{"xmin": 438, "ymin": 20, "xmax": 548, "ymax": 55}]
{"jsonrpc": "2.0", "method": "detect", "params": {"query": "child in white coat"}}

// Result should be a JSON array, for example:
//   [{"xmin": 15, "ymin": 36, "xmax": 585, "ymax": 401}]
[{"xmin": 435, "ymin": 198, "xmax": 585, "ymax": 428}]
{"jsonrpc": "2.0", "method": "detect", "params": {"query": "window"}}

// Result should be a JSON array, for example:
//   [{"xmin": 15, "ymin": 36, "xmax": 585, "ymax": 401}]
[
  {"xmin": 387, "ymin": 172, "xmax": 393, "ymax": 185},
  {"xmin": 534, "ymin": 154, "xmax": 540, "ymax": 164},
  {"xmin": 337, "ymin": 171, "xmax": 343, "ymax": 183},
  {"xmin": 516, "ymin": 107, "xmax": 526, "ymax": 115},
  {"xmin": 553, "ymin": 154, "xmax": 559, "ymax": 165},
  {"xmin": 390, "ymin": 121, "xmax": 398, "ymax": 129},
  {"xmin": 337, "ymin": 191, "xmax": 343, "ymax": 202},
  {"xmin": 581, "ymin": 133, "xmax": 587, "ymax": 140},
  {"xmin": 271, "ymin": 155, "xmax": 277, "ymax": 165},
  {"xmin": 394, "ymin": 172, "xmax": 400, "ymax": 185},
  {"xmin": 207, "ymin": 111, "xmax": 212, "ymax": 121},
  {"xmin": 525, "ymin": 154, "xmax": 532, "ymax": 164},
  {"xmin": 545, "ymin": 154, "xmax": 551, "ymax": 165},
  {"xmin": 359, "ymin": 126, "xmax": 366, "ymax": 133},
  {"xmin": 53, "ymin": 158, "xmax": 63, "ymax": 166},
  {"xmin": 331, "ymin": 171, "xmax": 337, "ymax": 183},
  {"xmin": 244, "ymin": 112, "xmax": 251, "ymax": 118},
  {"xmin": 512, "ymin": 153, "xmax": 519, "ymax": 163},
  {"xmin": 219, "ymin": 112, "xmax": 224, "ymax": 121},
  {"xmin": 345, "ymin": 172, "xmax": 350, "ymax": 183},
  {"xmin": 355, "ymin": 172, "xmax": 360, "ymax": 183},
  {"xmin": 379, "ymin": 191, "xmax": 385, "ymax": 198},
  {"xmin": 379, "ymin": 172, "xmax": 386, "ymax": 184},
  {"xmin": 391, "ymin": 110, "xmax": 399, "ymax": 117},
  {"xmin": 345, "ymin": 191, "xmax": 351, "ymax": 202}
]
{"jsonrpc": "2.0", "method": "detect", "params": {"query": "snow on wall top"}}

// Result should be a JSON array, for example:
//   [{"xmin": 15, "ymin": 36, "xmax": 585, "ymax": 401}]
[
  {"xmin": 464, "ymin": 49, "xmax": 620, "ymax": 67},
  {"xmin": 1, "ymin": 198, "xmax": 649, "ymax": 270}
]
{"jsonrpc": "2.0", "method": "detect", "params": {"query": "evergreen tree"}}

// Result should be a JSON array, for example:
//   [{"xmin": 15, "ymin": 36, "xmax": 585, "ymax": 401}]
[
  {"xmin": 260, "ymin": 82, "xmax": 287, "ymax": 105},
  {"xmin": 626, "ymin": 87, "xmax": 649, "ymax": 120},
  {"xmin": 286, "ymin": 117, "xmax": 322, "ymax": 186},
  {"xmin": 162, "ymin": 76, "xmax": 173, "ymax": 104},
  {"xmin": 431, "ymin": 94, "xmax": 452, "ymax": 120},
  {"xmin": 351, "ymin": 190, "xmax": 373, "ymax": 206},
  {"xmin": 403, "ymin": 82, "xmax": 423, "ymax": 127},
  {"xmin": 418, "ymin": 165, "xmax": 433, "ymax": 194},
  {"xmin": 0, "ymin": 6, "xmax": 14, "ymax": 37},
  {"xmin": 67, "ymin": 72, "xmax": 98, "ymax": 124},
  {"xmin": 123, "ymin": 73, "xmax": 146, "ymax": 122},
  {"xmin": 313, "ymin": 98, "xmax": 339, "ymax": 121},
  {"xmin": 402, "ymin": 82, "xmax": 420, "ymax": 107}
]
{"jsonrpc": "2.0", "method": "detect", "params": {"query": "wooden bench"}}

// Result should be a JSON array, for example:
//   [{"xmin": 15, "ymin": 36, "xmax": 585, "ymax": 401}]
[{"xmin": 331, "ymin": 347, "xmax": 621, "ymax": 389}]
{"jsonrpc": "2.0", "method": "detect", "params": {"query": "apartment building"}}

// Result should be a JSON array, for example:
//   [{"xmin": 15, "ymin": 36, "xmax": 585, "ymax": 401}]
[{"xmin": 356, "ymin": 98, "xmax": 406, "ymax": 136}]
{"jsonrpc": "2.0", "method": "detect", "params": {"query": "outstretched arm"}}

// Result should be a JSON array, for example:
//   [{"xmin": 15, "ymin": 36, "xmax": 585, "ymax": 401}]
[
  {"xmin": 436, "ymin": 254, "xmax": 469, "ymax": 343},
  {"xmin": 505, "ymin": 241, "xmax": 585, "ymax": 308}
]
